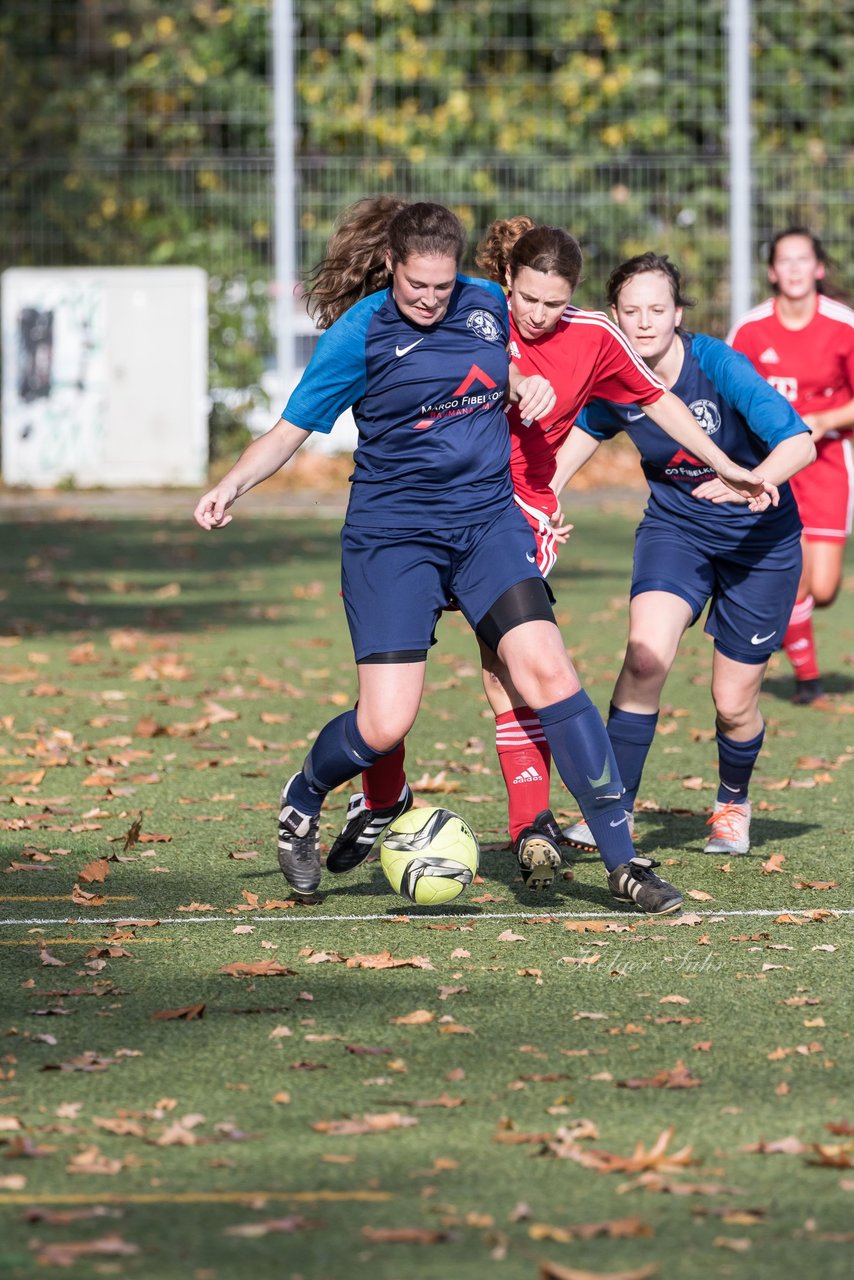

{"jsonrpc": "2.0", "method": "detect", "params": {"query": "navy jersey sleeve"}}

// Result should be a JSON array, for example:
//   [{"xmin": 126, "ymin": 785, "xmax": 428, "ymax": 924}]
[
  {"xmin": 574, "ymin": 400, "xmax": 624, "ymax": 442},
  {"xmin": 692, "ymin": 334, "xmax": 810, "ymax": 448},
  {"xmin": 282, "ymin": 294, "xmax": 382, "ymax": 435}
]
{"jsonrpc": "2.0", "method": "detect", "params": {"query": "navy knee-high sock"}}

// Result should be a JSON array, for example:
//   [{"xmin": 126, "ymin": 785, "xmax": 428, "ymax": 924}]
[
  {"xmin": 537, "ymin": 690, "xmax": 635, "ymax": 872},
  {"xmin": 286, "ymin": 710, "xmax": 394, "ymax": 816},
  {"xmin": 716, "ymin": 724, "xmax": 765, "ymax": 804},
  {"xmin": 607, "ymin": 704, "xmax": 658, "ymax": 810}
]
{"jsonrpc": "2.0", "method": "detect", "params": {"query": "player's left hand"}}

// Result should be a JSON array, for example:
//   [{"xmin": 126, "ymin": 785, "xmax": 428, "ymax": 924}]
[
  {"xmin": 513, "ymin": 374, "xmax": 556, "ymax": 422},
  {"xmin": 550, "ymin": 504, "xmax": 574, "ymax": 543},
  {"xmin": 691, "ymin": 477, "xmax": 749, "ymax": 505},
  {"xmin": 717, "ymin": 463, "xmax": 779, "ymax": 512}
]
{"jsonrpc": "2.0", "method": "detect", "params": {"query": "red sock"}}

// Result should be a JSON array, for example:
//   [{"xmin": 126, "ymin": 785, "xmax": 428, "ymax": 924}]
[
  {"xmin": 783, "ymin": 595, "xmax": 820, "ymax": 682},
  {"xmin": 361, "ymin": 742, "xmax": 406, "ymax": 810},
  {"xmin": 495, "ymin": 706, "xmax": 552, "ymax": 841}
]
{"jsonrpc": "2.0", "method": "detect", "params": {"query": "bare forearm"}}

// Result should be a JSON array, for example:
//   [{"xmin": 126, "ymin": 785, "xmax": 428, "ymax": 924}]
[
  {"xmin": 223, "ymin": 419, "xmax": 312, "ymax": 498},
  {"xmin": 193, "ymin": 418, "xmax": 312, "ymax": 530},
  {"xmin": 755, "ymin": 433, "xmax": 816, "ymax": 487},
  {"xmin": 803, "ymin": 396, "xmax": 854, "ymax": 440},
  {"xmin": 550, "ymin": 429, "xmax": 602, "ymax": 497},
  {"xmin": 643, "ymin": 390, "xmax": 733, "ymax": 469}
]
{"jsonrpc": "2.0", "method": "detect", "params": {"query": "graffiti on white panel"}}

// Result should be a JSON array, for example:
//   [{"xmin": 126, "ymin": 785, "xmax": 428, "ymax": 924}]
[{"xmin": 4, "ymin": 280, "xmax": 106, "ymax": 484}]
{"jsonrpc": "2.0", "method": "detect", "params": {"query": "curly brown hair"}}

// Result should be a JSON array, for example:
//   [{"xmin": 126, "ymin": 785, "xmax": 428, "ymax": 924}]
[
  {"xmin": 476, "ymin": 217, "xmax": 583, "ymax": 291},
  {"xmin": 304, "ymin": 197, "xmax": 467, "ymax": 329}
]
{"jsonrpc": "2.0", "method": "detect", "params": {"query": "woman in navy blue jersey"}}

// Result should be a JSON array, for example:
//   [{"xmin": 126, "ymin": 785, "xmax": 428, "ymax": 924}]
[
  {"xmin": 558, "ymin": 253, "xmax": 815, "ymax": 858},
  {"xmin": 195, "ymin": 202, "xmax": 775, "ymax": 913}
]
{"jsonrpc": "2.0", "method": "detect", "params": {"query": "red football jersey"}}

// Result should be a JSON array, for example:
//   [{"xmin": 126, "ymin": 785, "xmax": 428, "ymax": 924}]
[
  {"xmin": 507, "ymin": 304, "xmax": 665, "ymax": 516},
  {"xmin": 728, "ymin": 295, "xmax": 854, "ymax": 427}
]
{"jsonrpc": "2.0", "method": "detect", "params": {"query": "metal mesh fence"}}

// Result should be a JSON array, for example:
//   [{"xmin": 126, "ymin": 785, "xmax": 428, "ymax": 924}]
[{"xmin": 1, "ymin": 0, "xmax": 851, "ymax": 384}]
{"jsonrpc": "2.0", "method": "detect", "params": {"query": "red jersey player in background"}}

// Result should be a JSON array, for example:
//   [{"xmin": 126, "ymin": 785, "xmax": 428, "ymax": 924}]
[
  {"xmin": 729, "ymin": 228, "xmax": 854, "ymax": 706},
  {"xmin": 328, "ymin": 216, "xmax": 776, "ymax": 893}
]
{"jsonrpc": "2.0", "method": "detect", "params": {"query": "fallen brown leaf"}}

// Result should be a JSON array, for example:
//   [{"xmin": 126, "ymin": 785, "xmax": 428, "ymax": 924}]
[
  {"xmin": 225, "ymin": 1216, "xmax": 320, "ymax": 1237},
  {"xmin": 218, "ymin": 961, "xmax": 294, "ymax": 977},
  {"xmin": 530, "ymin": 1216, "xmax": 653, "ymax": 1243},
  {"xmin": 546, "ymin": 1127, "xmax": 694, "ymax": 1174},
  {"xmin": 346, "ymin": 951, "xmax": 435, "ymax": 970},
  {"xmin": 78, "ymin": 858, "xmax": 110, "ymax": 884},
  {"xmin": 361, "ymin": 1226, "xmax": 447, "ymax": 1244},
  {"xmin": 66, "ymin": 1146, "xmax": 125, "ymax": 1175},
  {"xmin": 41, "ymin": 1052, "xmax": 115, "ymax": 1074},
  {"xmin": 311, "ymin": 1112, "xmax": 418, "ymax": 1136},
  {"xmin": 31, "ymin": 1234, "xmax": 138, "ymax": 1266},
  {"xmin": 70, "ymin": 885, "xmax": 106, "ymax": 906},
  {"xmin": 538, "ymin": 1261, "xmax": 659, "ymax": 1280},
  {"xmin": 714, "ymin": 1236, "xmax": 752, "ymax": 1252},
  {"xmin": 741, "ymin": 1136, "xmax": 807, "ymax": 1155},
  {"xmin": 617, "ymin": 1060, "xmax": 702, "ymax": 1090},
  {"xmin": 390, "ymin": 1010, "xmax": 435, "ymax": 1025},
  {"xmin": 92, "ymin": 1117, "xmax": 145, "ymax": 1137},
  {"xmin": 151, "ymin": 1003, "xmax": 206, "ymax": 1021}
]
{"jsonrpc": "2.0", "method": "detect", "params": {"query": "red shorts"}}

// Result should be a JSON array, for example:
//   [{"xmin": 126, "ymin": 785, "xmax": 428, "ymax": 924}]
[
  {"xmin": 789, "ymin": 435, "xmax": 854, "ymax": 543},
  {"xmin": 514, "ymin": 495, "xmax": 560, "ymax": 577}
]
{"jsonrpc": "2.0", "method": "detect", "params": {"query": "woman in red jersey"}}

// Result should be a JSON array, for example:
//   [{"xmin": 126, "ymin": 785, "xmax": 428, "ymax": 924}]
[
  {"xmin": 329, "ymin": 216, "xmax": 778, "ymax": 896},
  {"xmin": 729, "ymin": 228, "xmax": 854, "ymax": 706}
]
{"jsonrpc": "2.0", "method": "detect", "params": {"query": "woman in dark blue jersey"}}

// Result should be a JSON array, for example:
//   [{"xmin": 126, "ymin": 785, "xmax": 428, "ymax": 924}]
[
  {"xmin": 557, "ymin": 253, "xmax": 815, "ymax": 858},
  {"xmin": 194, "ymin": 202, "xmax": 774, "ymax": 913}
]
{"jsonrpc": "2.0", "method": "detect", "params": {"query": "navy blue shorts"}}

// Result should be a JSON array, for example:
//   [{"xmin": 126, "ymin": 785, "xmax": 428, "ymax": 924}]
[
  {"xmin": 631, "ymin": 515, "xmax": 802, "ymax": 665},
  {"xmin": 341, "ymin": 504, "xmax": 544, "ymax": 661}
]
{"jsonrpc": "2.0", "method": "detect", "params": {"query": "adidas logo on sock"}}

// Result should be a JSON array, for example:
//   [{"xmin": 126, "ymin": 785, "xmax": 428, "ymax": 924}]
[{"xmin": 512, "ymin": 766, "xmax": 543, "ymax": 784}]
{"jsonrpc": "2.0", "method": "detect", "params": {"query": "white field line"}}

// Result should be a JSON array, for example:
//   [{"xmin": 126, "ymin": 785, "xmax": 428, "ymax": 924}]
[{"xmin": 1, "ymin": 907, "xmax": 853, "ymax": 927}]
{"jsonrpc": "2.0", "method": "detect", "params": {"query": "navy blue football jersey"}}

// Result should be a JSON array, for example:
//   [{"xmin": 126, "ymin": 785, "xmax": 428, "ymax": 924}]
[
  {"xmin": 575, "ymin": 332, "xmax": 808, "ymax": 549},
  {"xmin": 283, "ymin": 276, "xmax": 513, "ymax": 529}
]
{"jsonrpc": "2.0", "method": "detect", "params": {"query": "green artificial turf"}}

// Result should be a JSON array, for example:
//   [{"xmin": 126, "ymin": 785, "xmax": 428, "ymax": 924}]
[{"xmin": 0, "ymin": 499, "xmax": 851, "ymax": 1279}]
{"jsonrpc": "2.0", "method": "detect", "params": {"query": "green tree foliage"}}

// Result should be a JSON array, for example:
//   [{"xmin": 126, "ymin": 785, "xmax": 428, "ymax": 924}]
[
  {"xmin": 0, "ymin": 1, "xmax": 272, "ymax": 450},
  {"xmin": 1, "ymin": 0, "xmax": 851, "ymax": 449}
]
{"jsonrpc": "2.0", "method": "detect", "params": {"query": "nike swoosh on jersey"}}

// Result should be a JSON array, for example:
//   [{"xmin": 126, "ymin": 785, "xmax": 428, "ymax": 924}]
[
  {"xmin": 751, "ymin": 631, "xmax": 776, "ymax": 645},
  {"xmin": 395, "ymin": 338, "xmax": 425, "ymax": 357},
  {"xmin": 525, "ymin": 552, "xmax": 536, "ymax": 563}
]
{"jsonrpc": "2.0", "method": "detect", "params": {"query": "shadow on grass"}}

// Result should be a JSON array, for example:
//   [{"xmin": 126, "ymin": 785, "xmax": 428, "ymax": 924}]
[
  {"xmin": 1, "ymin": 516, "xmax": 345, "ymax": 637},
  {"xmin": 761, "ymin": 671, "xmax": 854, "ymax": 705},
  {"xmin": 2, "ymin": 512, "xmax": 634, "ymax": 638},
  {"xmin": 634, "ymin": 810, "xmax": 820, "ymax": 854}
]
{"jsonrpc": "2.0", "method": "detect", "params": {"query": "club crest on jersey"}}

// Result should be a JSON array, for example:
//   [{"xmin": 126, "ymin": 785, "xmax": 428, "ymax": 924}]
[
  {"xmin": 466, "ymin": 309, "xmax": 502, "ymax": 343},
  {"xmin": 689, "ymin": 399, "xmax": 722, "ymax": 435}
]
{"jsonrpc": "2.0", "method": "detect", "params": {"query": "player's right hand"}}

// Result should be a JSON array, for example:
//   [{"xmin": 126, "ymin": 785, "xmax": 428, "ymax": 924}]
[
  {"xmin": 717, "ymin": 463, "xmax": 779, "ymax": 511},
  {"xmin": 193, "ymin": 484, "xmax": 238, "ymax": 530}
]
